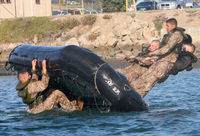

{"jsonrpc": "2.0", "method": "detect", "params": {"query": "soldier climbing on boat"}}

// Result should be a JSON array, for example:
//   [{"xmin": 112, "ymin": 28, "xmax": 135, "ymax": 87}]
[{"xmin": 16, "ymin": 59, "xmax": 84, "ymax": 114}]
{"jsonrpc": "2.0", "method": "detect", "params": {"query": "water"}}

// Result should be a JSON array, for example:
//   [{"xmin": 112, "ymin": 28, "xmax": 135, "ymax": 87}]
[{"xmin": 1, "ymin": 69, "xmax": 200, "ymax": 136}]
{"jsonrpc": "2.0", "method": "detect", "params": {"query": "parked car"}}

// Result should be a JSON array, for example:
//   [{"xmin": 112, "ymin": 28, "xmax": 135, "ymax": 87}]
[
  {"xmin": 52, "ymin": 10, "xmax": 71, "ymax": 16},
  {"xmin": 184, "ymin": 0, "xmax": 193, "ymax": 8},
  {"xmin": 82, "ymin": 10, "xmax": 100, "ymax": 14},
  {"xmin": 136, "ymin": 1, "xmax": 158, "ymax": 11},
  {"xmin": 67, "ymin": 9, "xmax": 83, "ymax": 15},
  {"xmin": 69, "ymin": 1, "xmax": 79, "ymax": 5},
  {"xmin": 184, "ymin": 0, "xmax": 200, "ymax": 8},
  {"xmin": 157, "ymin": 0, "xmax": 185, "ymax": 10}
]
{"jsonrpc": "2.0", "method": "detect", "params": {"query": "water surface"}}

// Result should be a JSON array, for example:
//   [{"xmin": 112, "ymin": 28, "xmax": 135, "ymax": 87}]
[{"xmin": 0, "ymin": 69, "xmax": 200, "ymax": 135}]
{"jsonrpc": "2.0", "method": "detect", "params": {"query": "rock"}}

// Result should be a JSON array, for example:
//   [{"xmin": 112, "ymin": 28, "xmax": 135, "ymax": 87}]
[
  {"xmin": 130, "ymin": 22, "xmax": 141, "ymax": 34},
  {"xmin": 93, "ymin": 40, "xmax": 100, "ymax": 48},
  {"xmin": 117, "ymin": 36, "xmax": 133, "ymax": 49},
  {"xmin": 65, "ymin": 38, "xmax": 79, "ymax": 46},
  {"xmin": 107, "ymin": 38, "xmax": 118, "ymax": 47},
  {"xmin": 142, "ymin": 27, "xmax": 154, "ymax": 41},
  {"xmin": 78, "ymin": 34, "xmax": 95, "ymax": 49},
  {"xmin": 56, "ymin": 37, "xmax": 62, "ymax": 42},
  {"xmin": 33, "ymin": 34, "xmax": 38, "ymax": 44},
  {"xmin": 102, "ymin": 32, "xmax": 118, "ymax": 47},
  {"xmin": 96, "ymin": 34, "xmax": 108, "ymax": 47},
  {"xmin": 113, "ymin": 24, "xmax": 128, "ymax": 37},
  {"xmin": 140, "ymin": 22, "xmax": 149, "ymax": 28},
  {"xmin": 91, "ymin": 26, "xmax": 101, "ymax": 34},
  {"xmin": 134, "ymin": 40, "xmax": 149, "ymax": 51},
  {"xmin": 154, "ymin": 31, "xmax": 160, "ymax": 39},
  {"xmin": 77, "ymin": 25, "xmax": 90, "ymax": 36},
  {"xmin": 160, "ymin": 28, "xmax": 167, "ymax": 38},
  {"xmin": 121, "ymin": 29, "xmax": 131, "ymax": 37},
  {"xmin": 0, "ymin": 43, "xmax": 17, "ymax": 52}
]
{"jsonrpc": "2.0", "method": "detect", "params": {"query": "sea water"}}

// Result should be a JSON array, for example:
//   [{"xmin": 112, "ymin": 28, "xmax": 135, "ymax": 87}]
[{"xmin": 0, "ymin": 69, "xmax": 200, "ymax": 136}]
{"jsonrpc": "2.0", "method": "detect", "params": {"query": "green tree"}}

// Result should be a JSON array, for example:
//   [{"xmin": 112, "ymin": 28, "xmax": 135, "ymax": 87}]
[{"xmin": 101, "ymin": 0, "xmax": 126, "ymax": 12}]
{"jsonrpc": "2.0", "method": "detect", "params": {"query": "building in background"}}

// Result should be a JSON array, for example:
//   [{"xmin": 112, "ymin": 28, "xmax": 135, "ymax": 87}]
[{"xmin": 0, "ymin": 0, "xmax": 52, "ymax": 19}]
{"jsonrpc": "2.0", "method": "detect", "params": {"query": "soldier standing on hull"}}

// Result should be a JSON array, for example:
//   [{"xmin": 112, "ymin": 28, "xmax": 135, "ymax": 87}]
[{"xmin": 16, "ymin": 59, "xmax": 84, "ymax": 114}]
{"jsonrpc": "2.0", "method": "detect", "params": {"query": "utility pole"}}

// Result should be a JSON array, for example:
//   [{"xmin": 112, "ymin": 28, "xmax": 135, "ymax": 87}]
[
  {"xmin": 66, "ymin": 0, "xmax": 68, "ymax": 9},
  {"xmin": 126, "ymin": 0, "xmax": 128, "ymax": 12},
  {"xmin": 59, "ymin": 0, "xmax": 61, "ymax": 10},
  {"xmin": 133, "ymin": 0, "xmax": 137, "ymax": 11},
  {"xmin": 14, "ymin": 0, "xmax": 17, "ymax": 17},
  {"xmin": 92, "ymin": 0, "xmax": 93, "ymax": 12},
  {"xmin": 23, "ymin": 0, "xmax": 24, "ymax": 17},
  {"xmin": 82, "ymin": 0, "xmax": 84, "ymax": 14}
]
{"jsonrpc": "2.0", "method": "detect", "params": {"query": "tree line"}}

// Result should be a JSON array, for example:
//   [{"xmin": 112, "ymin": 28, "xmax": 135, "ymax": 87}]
[{"xmin": 101, "ymin": 0, "xmax": 126, "ymax": 12}]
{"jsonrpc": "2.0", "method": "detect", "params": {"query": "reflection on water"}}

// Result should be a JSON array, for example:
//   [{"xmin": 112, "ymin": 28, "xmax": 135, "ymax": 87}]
[{"xmin": 0, "ymin": 69, "xmax": 200, "ymax": 135}]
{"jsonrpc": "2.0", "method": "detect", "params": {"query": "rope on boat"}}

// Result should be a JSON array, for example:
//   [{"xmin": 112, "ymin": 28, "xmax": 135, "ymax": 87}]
[{"xmin": 93, "ymin": 62, "xmax": 111, "ymax": 113}]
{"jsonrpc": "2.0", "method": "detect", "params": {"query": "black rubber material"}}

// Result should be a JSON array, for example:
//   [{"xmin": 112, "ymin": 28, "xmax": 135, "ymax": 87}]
[{"xmin": 8, "ymin": 44, "xmax": 147, "ymax": 111}]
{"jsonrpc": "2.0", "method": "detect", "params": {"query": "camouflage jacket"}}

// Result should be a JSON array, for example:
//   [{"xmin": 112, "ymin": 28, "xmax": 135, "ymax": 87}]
[
  {"xmin": 27, "ymin": 72, "xmax": 50, "ymax": 99},
  {"xmin": 151, "ymin": 29, "xmax": 184, "ymax": 63}
]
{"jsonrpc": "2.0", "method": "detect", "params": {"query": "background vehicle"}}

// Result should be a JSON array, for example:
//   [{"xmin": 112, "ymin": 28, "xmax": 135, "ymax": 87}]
[
  {"xmin": 184, "ymin": 0, "xmax": 193, "ymax": 8},
  {"xmin": 52, "ymin": 10, "xmax": 71, "ymax": 16},
  {"xmin": 184, "ymin": 0, "xmax": 200, "ymax": 8},
  {"xmin": 157, "ymin": 0, "xmax": 185, "ymax": 10},
  {"xmin": 67, "ymin": 9, "xmax": 82, "ymax": 15},
  {"xmin": 69, "ymin": 1, "xmax": 80, "ymax": 5},
  {"xmin": 193, "ymin": 2, "xmax": 200, "ymax": 8},
  {"xmin": 136, "ymin": 1, "xmax": 158, "ymax": 11}
]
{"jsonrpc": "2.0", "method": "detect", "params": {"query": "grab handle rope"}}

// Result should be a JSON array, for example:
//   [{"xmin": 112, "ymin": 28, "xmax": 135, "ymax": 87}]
[{"xmin": 93, "ymin": 62, "xmax": 111, "ymax": 113}]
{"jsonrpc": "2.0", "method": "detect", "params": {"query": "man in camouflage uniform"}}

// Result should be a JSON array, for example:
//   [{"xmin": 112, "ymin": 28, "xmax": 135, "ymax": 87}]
[
  {"xmin": 16, "ymin": 59, "xmax": 83, "ymax": 114},
  {"xmin": 117, "ymin": 40, "xmax": 160, "ymax": 84},
  {"xmin": 128, "ymin": 18, "xmax": 190, "ymax": 97}
]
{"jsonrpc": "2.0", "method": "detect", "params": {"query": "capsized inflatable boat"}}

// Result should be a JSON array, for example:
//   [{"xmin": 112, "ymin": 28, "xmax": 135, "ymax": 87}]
[{"xmin": 6, "ymin": 44, "xmax": 147, "ymax": 112}]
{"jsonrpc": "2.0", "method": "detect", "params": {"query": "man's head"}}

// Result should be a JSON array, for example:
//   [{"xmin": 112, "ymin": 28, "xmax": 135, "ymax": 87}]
[
  {"xmin": 182, "ymin": 43, "xmax": 195, "ymax": 53},
  {"xmin": 149, "ymin": 40, "xmax": 160, "ymax": 51},
  {"xmin": 166, "ymin": 18, "xmax": 177, "ymax": 33},
  {"xmin": 17, "ymin": 71, "xmax": 31, "ymax": 83}
]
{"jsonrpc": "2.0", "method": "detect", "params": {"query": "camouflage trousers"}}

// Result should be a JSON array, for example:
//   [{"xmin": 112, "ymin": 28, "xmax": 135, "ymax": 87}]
[
  {"xmin": 131, "ymin": 61, "xmax": 174, "ymax": 98},
  {"xmin": 29, "ymin": 90, "xmax": 81, "ymax": 114},
  {"xmin": 116, "ymin": 63, "xmax": 148, "ymax": 83},
  {"xmin": 117, "ymin": 61, "xmax": 174, "ymax": 98}
]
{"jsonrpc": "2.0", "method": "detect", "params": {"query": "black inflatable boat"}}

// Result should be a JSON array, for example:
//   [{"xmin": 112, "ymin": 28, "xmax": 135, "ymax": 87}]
[{"xmin": 6, "ymin": 44, "xmax": 147, "ymax": 112}]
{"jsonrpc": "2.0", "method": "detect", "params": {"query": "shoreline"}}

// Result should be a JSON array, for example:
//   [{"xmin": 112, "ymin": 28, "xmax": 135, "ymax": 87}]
[{"xmin": 1, "ymin": 59, "xmax": 200, "ymax": 76}]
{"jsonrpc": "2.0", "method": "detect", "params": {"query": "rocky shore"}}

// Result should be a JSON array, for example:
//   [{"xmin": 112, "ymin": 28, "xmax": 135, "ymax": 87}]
[{"xmin": 1, "ymin": 9, "xmax": 200, "ymax": 75}]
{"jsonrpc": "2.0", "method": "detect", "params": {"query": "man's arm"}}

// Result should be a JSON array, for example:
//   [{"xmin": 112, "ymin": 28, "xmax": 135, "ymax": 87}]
[
  {"xmin": 28, "ymin": 60, "xmax": 49, "ymax": 95},
  {"xmin": 149, "ymin": 31, "xmax": 183, "ymax": 56},
  {"xmin": 28, "ymin": 74, "xmax": 50, "ymax": 94},
  {"xmin": 31, "ymin": 59, "xmax": 38, "ymax": 81},
  {"xmin": 129, "ymin": 56, "xmax": 157, "ymax": 67}
]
